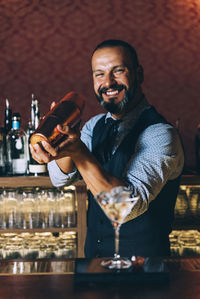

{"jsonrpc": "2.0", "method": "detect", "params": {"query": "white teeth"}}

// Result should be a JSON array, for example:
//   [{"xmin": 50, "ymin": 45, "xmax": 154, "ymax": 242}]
[{"xmin": 106, "ymin": 90, "xmax": 119, "ymax": 96}]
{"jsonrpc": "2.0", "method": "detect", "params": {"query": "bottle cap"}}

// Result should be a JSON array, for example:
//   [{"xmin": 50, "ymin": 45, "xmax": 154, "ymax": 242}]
[{"xmin": 12, "ymin": 113, "xmax": 21, "ymax": 121}]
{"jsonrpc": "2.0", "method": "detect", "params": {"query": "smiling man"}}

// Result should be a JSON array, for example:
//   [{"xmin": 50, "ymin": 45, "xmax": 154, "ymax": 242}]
[
  {"xmin": 92, "ymin": 41, "xmax": 142, "ymax": 117},
  {"xmin": 30, "ymin": 40, "xmax": 184, "ymax": 258}
]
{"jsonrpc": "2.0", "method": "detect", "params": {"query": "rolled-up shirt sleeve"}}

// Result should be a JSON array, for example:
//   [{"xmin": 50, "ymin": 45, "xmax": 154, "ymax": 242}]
[
  {"xmin": 47, "ymin": 160, "xmax": 80, "ymax": 187},
  {"xmin": 123, "ymin": 123, "xmax": 184, "ymax": 222}
]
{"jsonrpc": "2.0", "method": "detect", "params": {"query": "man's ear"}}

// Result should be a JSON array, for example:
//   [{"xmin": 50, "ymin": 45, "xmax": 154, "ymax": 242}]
[{"xmin": 136, "ymin": 65, "xmax": 144, "ymax": 84}]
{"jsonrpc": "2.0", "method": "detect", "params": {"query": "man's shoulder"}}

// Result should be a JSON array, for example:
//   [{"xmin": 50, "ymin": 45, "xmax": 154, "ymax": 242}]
[
  {"xmin": 83, "ymin": 113, "xmax": 106, "ymax": 129},
  {"xmin": 81, "ymin": 114, "xmax": 106, "ymax": 136},
  {"xmin": 139, "ymin": 122, "xmax": 180, "ymax": 146}
]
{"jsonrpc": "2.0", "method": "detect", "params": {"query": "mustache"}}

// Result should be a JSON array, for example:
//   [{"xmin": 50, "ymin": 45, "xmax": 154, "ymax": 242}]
[
  {"xmin": 98, "ymin": 84, "xmax": 126, "ymax": 96},
  {"xmin": 95, "ymin": 85, "xmax": 130, "ymax": 114}
]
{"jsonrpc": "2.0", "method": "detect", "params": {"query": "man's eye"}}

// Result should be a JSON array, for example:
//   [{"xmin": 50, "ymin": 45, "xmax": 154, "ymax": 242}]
[
  {"xmin": 95, "ymin": 73, "xmax": 104, "ymax": 77},
  {"xmin": 114, "ymin": 68, "xmax": 125, "ymax": 74}
]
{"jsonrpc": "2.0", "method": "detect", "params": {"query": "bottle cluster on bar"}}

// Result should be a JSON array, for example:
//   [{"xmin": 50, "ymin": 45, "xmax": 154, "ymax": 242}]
[{"xmin": 0, "ymin": 96, "xmax": 47, "ymax": 176}]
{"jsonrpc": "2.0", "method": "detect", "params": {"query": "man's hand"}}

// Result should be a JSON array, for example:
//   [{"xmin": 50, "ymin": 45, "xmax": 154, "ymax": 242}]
[
  {"xmin": 29, "ymin": 123, "xmax": 81, "ymax": 164},
  {"xmin": 29, "ymin": 141, "xmax": 57, "ymax": 164},
  {"xmin": 54, "ymin": 123, "xmax": 82, "ymax": 158}
]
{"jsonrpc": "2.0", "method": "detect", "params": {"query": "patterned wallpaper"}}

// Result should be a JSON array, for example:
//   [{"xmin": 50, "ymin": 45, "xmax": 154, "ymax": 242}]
[{"xmin": 0, "ymin": 0, "xmax": 200, "ymax": 170}]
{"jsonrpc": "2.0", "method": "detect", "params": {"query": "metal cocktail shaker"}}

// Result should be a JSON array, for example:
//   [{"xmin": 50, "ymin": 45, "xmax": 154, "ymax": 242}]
[{"xmin": 30, "ymin": 91, "xmax": 85, "ymax": 148}]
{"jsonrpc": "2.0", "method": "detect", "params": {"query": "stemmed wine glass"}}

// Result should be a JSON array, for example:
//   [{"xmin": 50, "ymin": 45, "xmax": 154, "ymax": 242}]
[{"xmin": 95, "ymin": 186, "xmax": 139, "ymax": 270}]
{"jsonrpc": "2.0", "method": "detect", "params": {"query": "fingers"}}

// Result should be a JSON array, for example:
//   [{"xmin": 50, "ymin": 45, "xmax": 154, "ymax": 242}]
[
  {"xmin": 29, "ymin": 143, "xmax": 54, "ymax": 164},
  {"xmin": 29, "ymin": 125, "xmax": 81, "ymax": 163},
  {"xmin": 41, "ymin": 141, "xmax": 58, "ymax": 157},
  {"xmin": 56, "ymin": 124, "xmax": 80, "ymax": 138},
  {"xmin": 56, "ymin": 124, "xmax": 70, "ymax": 135}
]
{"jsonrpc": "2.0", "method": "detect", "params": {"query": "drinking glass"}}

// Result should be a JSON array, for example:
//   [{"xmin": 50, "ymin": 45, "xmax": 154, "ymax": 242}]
[
  {"xmin": 57, "ymin": 232, "xmax": 77, "ymax": 258},
  {"xmin": 95, "ymin": 186, "xmax": 138, "ymax": 269},
  {"xmin": 21, "ymin": 188, "xmax": 38, "ymax": 229},
  {"xmin": 178, "ymin": 230, "xmax": 198, "ymax": 256},
  {"xmin": 0, "ymin": 188, "xmax": 6, "ymax": 229},
  {"xmin": 4, "ymin": 188, "xmax": 19, "ymax": 229},
  {"xmin": 46, "ymin": 189, "xmax": 57, "ymax": 228},
  {"xmin": 56, "ymin": 188, "xmax": 76, "ymax": 228},
  {"xmin": 37, "ymin": 189, "xmax": 50, "ymax": 228}
]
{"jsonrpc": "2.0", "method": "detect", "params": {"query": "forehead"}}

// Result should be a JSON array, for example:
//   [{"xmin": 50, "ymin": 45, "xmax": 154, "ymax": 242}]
[{"xmin": 92, "ymin": 46, "xmax": 132, "ymax": 70}]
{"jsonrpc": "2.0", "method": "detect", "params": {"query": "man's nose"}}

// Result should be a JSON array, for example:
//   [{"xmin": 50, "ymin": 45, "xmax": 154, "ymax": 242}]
[{"xmin": 104, "ymin": 73, "xmax": 116, "ymax": 87}]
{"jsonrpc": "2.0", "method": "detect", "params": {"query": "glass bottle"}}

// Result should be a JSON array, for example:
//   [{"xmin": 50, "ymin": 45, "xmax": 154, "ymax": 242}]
[
  {"xmin": 4, "ymin": 99, "xmax": 12, "ymax": 175},
  {"xmin": 4, "ymin": 98, "xmax": 12, "ymax": 135},
  {"xmin": 6, "ymin": 113, "xmax": 28, "ymax": 175},
  {"xmin": 27, "ymin": 95, "xmax": 47, "ymax": 176},
  {"xmin": 34, "ymin": 98, "xmax": 40, "ymax": 130}
]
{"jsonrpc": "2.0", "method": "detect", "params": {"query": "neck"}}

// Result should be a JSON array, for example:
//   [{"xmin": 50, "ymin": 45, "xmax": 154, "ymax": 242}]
[{"xmin": 111, "ymin": 89, "xmax": 143, "ymax": 119}]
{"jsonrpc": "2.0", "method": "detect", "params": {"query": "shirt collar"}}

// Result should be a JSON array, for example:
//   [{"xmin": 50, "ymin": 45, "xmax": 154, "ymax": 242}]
[{"xmin": 105, "ymin": 94, "xmax": 150, "ymax": 129}]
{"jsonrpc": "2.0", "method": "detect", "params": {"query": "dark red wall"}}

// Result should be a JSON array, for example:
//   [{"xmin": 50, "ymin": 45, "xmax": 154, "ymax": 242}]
[{"xmin": 0, "ymin": 0, "xmax": 200, "ymax": 171}]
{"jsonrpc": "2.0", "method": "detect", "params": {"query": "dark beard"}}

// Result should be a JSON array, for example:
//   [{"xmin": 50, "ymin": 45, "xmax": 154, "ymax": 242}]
[{"xmin": 95, "ymin": 84, "xmax": 131, "ymax": 115}]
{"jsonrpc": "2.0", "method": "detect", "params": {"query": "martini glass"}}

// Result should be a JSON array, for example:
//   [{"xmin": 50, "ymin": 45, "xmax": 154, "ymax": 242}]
[{"xmin": 95, "ymin": 186, "xmax": 138, "ymax": 269}]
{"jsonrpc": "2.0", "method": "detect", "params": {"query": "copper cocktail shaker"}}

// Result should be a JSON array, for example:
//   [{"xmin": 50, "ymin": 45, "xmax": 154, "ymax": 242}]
[{"xmin": 30, "ymin": 91, "xmax": 85, "ymax": 148}]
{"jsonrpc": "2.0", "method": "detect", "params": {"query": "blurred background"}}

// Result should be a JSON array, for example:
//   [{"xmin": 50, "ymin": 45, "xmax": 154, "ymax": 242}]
[{"xmin": 0, "ymin": 0, "xmax": 200, "ymax": 171}]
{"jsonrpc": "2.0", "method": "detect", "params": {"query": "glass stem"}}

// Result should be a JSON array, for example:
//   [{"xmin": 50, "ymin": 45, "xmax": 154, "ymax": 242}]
[{"xmin": 114, "ymin": 224, "xmax": 120, "ymax": 258}]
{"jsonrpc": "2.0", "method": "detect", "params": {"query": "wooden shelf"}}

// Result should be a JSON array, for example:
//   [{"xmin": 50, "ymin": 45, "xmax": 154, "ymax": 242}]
[
  {"xmin": 180, "ymin": 174, "xmax": 200, "ymax": 185},
  {"xmin": 0, "ymin": 176, "xmax": 54, "ymax": 188},
  {"xmin": 172, "ymin": 225, "xmax": 200, "ymax": 231},
  {"xmin": 0, "ymin": 174, "xmax": 199, "ymax": 188},
  {"xmin": 0, "ymin": 227, "xmax": 79, "ymax": 234}
]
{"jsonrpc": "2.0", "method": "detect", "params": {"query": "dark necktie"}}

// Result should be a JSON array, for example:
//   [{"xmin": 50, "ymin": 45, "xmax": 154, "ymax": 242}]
[{"xmin": 101, "ymin": 118, "xmax": 121, "ymax": 163}]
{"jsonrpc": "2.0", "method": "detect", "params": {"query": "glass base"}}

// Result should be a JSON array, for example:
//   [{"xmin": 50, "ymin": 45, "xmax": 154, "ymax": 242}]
[{"xmin": 101, "ymin": 257, "xmax": 132, "ymax": 269}]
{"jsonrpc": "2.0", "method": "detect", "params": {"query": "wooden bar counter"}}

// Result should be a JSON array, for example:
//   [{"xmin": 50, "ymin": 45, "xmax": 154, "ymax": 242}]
[{"xmin": 0, "ymin": 257, "xmax": 199, "ymax": 299}]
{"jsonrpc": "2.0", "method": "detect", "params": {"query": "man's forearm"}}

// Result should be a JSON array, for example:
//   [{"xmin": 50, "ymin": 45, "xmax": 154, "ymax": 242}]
[
  {"xmin": 55, "ymin": 156, "xmax": 75, "ymax": 174},
  {"xmin": 70, "ymin": 142, "xmax": 126, "ymax": 196}
]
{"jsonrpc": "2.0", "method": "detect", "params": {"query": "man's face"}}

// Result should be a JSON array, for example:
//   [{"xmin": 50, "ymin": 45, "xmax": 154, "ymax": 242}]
[{"xmin": 92, "ymin": 46, "xmax": 137, "ymax": 115}]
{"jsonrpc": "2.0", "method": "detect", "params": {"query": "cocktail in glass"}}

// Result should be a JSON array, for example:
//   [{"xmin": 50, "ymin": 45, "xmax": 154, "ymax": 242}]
[{"xmin": 95, "ymin": 186, "xmax": 138, "ymax": 269}]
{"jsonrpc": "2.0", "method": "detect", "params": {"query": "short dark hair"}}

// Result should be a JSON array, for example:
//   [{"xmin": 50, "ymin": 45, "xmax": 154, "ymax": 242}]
[{"xmin": 92, "ymin": 39, "xmax": 139, "ymax": 69}]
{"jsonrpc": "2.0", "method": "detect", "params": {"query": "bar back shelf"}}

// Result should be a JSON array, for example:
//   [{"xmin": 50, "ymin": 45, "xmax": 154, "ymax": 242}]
[
  {"xmin": 1, "ymin": 174, "xmax": 200, "ymax": 259},
  {"xmin": 0, "ymin": 176, "xmax": 87, "ymax": 258}
]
